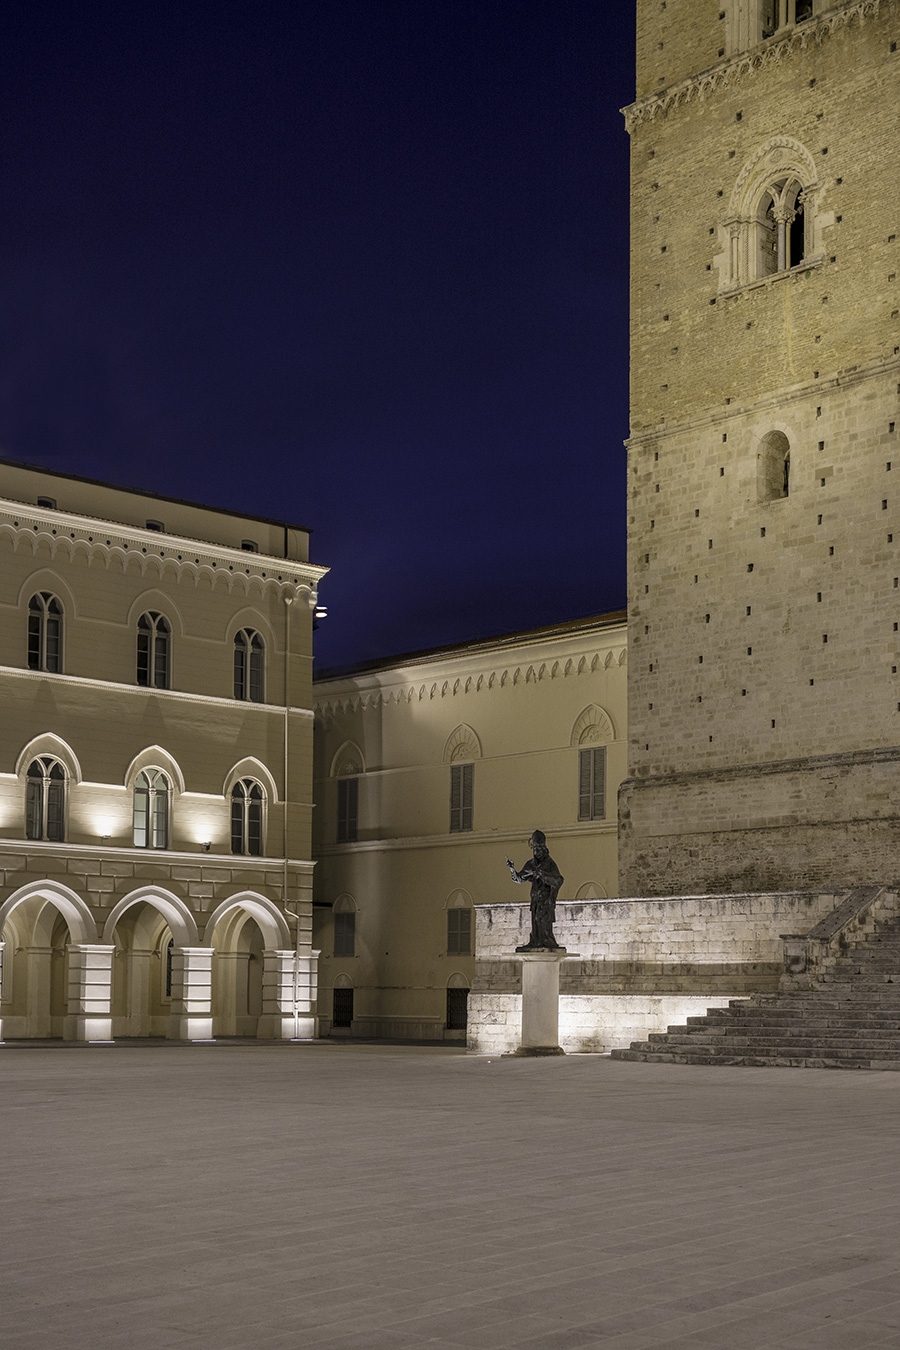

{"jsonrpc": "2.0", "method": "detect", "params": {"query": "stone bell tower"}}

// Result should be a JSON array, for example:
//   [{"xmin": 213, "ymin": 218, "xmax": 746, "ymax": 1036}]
[{"xmin": 619, "ymin": 0, "xmax": 900, "ymax": 895}]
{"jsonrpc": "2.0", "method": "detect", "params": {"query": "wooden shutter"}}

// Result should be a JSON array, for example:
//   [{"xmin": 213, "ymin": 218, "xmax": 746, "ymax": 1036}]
[{"xmin": 451, "ymin": 763, "xmax": 474, "ymax": 832}]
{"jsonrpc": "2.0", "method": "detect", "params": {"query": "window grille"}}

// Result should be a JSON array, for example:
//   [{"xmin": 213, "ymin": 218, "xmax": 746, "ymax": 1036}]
[
  {"xmin": 447, "ymin": 907, "xmax": 471, "ymax": 955},
  {"xmin": 332, "ymin": 987, "xmax": 354, "ymax": 1028},
  {"xmin": 234, "ymin": 629, "xmax": 264, "ymax": 702},
  {"xmin": 133, "ymin": 769, "xmax": 170, "ymax": 848},
  {"xmin": 26, "ymin": 757, "xmax": 66, "ymax": 841},
  {"xmin": 578, "ymin": 747, "xmax": 606, "ymax": 821},
  {"xmin": 27, "ymin": 593, "xmax": 62, "ymax": 673},
  {"xmin": 450, "ymin": 762, "xmax": 474, "ymax": 833},
  {"xmin": 137, "ymin": 612, "xmax": 171, "ymax": 688},
  {"xmin": 165, "ymin": 938, "xmax": 174, "ymax": 999},
  {"xmin": 337, "ymin": 777, "xmax": 359, "ymax": 843},
  {"xmin": 446, "ymin": 988, "xmax": 468, "ymax": 1030},
  {"xmin": 231, "ymin": 779, "xmax": 264, "ymax": 855}
]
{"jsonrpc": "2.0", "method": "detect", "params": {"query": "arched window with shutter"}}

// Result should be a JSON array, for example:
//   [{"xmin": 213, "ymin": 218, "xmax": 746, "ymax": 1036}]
[
  {"xmin": 133, "ymin": 769, "xmax": 170, "ymax": 848},
  {"xmin": 231, "ymin": 778, "xmax": 265, "ymax": 855},
  {"xmin": 25, "ymin": 757, "xmax": 66, "ymax": 841},
  {"xmin": 137, "ymin": 612, "xmax": 171, "ymax": 688},
  {"xmin": 27, "ymin": 593, "xmax": 63, "ymax": 673},
  {"xmin": 234, "ymin": 629, "xmax": 264, "ymax": 702}
]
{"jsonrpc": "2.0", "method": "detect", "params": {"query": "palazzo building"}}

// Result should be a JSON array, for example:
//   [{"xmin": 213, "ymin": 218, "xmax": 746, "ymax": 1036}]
[
  {"xmin": 312, "ymin": 612, "xmax": 627, "ymax": 1040},
  {"xmin": 620, "ymin": 0, "xmax": 900, "ymax": 895},
  {"xmin": 0, "ymin": 458, "xmax": 327, "ymax": 1041}
]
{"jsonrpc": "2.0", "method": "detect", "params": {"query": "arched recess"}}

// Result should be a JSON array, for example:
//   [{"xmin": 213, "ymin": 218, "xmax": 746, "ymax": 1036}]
[
  {"xmin": 720, "ymin": 136, "xmax": 826, "ymax": 290},
  {"xmin": 15, "ymin": 569, "xmax": 79, "ymax": 621},
  {"xmin": 101, "ymin": 887, "xmax": 200, "ymax": 947},
  {"xmin": 443, "ymin": 724, "xmax": 482, "ymax": 764},
  {"xmin": 333, "ymin": 972, "xmax": 353, "ymax": 989},
  {"xmin": 330, "ymin": 740, "xmax": 365, "ymax": 778},
  {"xmin": 124, "ymin": 745, "xmax": 186, "ymax": 796},
  {"xmin": 575, "ymin": 881, "xmax": 608, "ymax": 900},
  {"xmin": 0, "ymin": 879, "xmax": 97, "ymax": 945},
  {"xmin": 445, "ymin": 887, "xmax": 473, "ymax": 909},
  {"xmin": 125, "ymin": 590, "xmax": 185, "ymax": 638},
  {"xmin": 756, "ymin": 429, "xmax": 792, "ymax": 502},
  {"xmin": 570, "ymin": 705, "xmax": 616, "ymax": 747},
  {"xmin": 224, "ymin": 606, "xmax": 279, "ymax": 653},
  {"xmin": 223, "ymin": 757, "xmax": 279, "ymax": 804},
  {"xmin": 202, "ymin": 892, "xmax": 291, "ymax": 949},
  {"xmin": 447, "ymin": 971, "xmax": 470, "ymax": 990},
  {"xmin": 15, "ymin": 733, "xmax": 82, "ymax": 784}
]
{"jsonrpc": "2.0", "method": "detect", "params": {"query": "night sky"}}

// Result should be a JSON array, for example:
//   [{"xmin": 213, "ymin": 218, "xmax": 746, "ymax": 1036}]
[{"xmin": 2, "ymin": 1, "xmax": 634, "ymax": 671}]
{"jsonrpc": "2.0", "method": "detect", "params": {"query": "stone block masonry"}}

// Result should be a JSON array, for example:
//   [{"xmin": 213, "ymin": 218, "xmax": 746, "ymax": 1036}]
[
  {"xmin": 622, "ymin": 2, "xmax": 900, "ymax": 896},
  {"xmin": 467, "ymin": 892, "xmax": 846, "ymax": 1054}
]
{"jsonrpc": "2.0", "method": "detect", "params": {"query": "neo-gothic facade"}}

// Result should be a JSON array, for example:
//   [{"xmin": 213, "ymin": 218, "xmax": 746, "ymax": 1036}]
[
  {"xmin": 621, "ymin": 0, "xmax": 900, "ymax": 894},
  {"xmin": 0, "ymin": 459, "xmax": 326, "ymax": 1041},
  {"xmin": 312, "ymin": 613, "xmax": 627, "ymax": 1040}
]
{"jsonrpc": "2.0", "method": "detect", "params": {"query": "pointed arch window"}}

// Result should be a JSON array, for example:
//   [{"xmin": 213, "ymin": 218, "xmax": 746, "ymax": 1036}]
[
  {"xmin": 26, "ymin": 757, "xmax": 66, "ymax": 841},
  {"xmin": 133, "ymin": 769, "xmax": 170, "ymax": 848},
  {"xmin": 27, "ymin": 593, "xmax": 62, "ymax": 672},
  {"xmin": 231, "ymin": 778, "xmax": 265, "ymax": 855},
  {"xmin": 137, "ymin": 612, "xmax": 170, "ymax": 688},
  {"xmin": 234, "ymin": 629, "xmax": 264, "ymax": 702}
]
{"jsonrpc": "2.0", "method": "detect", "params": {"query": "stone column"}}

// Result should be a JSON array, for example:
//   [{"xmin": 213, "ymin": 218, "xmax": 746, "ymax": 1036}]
[
  {"xmin": 258, "ymin": 948, "xmax": 320, "ymax": 1039},
  {"xmin": 167, "ymin": 947, "xmax": 214, "ymax": 1041},
  {"xmin": 509, "ymin": 949, "xmax": 572, "ymax": 1057},
  {"xmin": 64, "ymin": 944, "xmax": 116, "ymax": 1043}
]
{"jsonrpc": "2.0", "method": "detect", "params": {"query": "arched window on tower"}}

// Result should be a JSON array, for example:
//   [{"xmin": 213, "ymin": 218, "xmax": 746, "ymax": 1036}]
[
  {"xmin": 231, "ymin": 778, "xmax": 265, "ymax": 855},
  {"xmin": 133, "ymin": 769, "xmax": 170, "ymax": 848},
  {"xmin": 758, "ymin": 431, "xmax": 792, "ymax": 503},
  {"xmin": 137, "ymin": 612, "xmax": 170, "ymax": 688},
  {"xmin": 27, "ymin": 593, "xmax": 63, "ymax": 672},
  {"xmin": 234, "ymin": 629, "xmax": 264, "ymax": 702},
  {"xmin": 26, "ymin": 757, "xmax": 66, "ymax": 841}
]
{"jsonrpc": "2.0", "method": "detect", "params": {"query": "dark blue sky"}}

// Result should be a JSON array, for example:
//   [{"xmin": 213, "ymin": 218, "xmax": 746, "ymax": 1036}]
[{"xmin": 1, "ymin": 1, "xmax": 634, "ymax": 670}]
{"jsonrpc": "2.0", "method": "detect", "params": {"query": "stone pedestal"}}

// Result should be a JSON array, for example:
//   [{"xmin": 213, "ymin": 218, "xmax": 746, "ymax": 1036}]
[
  {"xmin": 167, "ymin": 947, "xmax": 214, "ymax": 1041},
  {"xmin": 64, "ymin": 944, "xmax": 116, "ymax": 1043},
  {"xmin": 257, "ymin": 948, "xmax": 319, "ymax": 1040},
  {"xmin": 508, "ymin": 949, "xmax": 573, "ymax": 1056}
]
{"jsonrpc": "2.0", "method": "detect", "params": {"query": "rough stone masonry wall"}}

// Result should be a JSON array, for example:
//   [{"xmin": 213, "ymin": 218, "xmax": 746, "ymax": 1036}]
[
  {"xmin": 622, "ymin": 3, "xmax": 900, "ymax": 895},
  {"xmin": 467, "ymin": 892, "xmax": 844, "ymax": 1054}
]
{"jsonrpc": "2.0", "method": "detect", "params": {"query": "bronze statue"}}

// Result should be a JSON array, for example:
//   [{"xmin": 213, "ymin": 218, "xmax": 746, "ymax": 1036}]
[{"xmin": 506, "ymin": 830, "xmax": 564, "ymax": 951}]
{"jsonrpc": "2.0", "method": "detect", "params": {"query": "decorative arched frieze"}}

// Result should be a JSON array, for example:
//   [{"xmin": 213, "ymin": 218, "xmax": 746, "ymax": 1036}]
[
  {"xmin": 443, "ymin": 724, "xmax": 482, "ymax": 765},
  {"xmin": 102, "ymin": 887, "xmax": 200, "ymax": 947},
  {"xmin": 15, "ymin": 733, "xmax": 82, "ymax": 784},
  {"xmin": 330, "ymin": 740, "xmax": 365, "ymax": 778},
  {"xmin": 570, "ymin": 705, "xmax": 616, "ymax": 747}
]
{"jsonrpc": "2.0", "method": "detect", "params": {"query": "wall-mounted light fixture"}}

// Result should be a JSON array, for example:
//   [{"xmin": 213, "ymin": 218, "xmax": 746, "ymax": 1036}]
[{"xmin": 202, "ymin": 842, "xmax": 211, "ymax": 852}]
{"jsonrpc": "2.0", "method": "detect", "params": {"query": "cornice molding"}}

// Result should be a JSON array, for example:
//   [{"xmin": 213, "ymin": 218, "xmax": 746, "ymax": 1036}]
[
  {"xmin": 314, "ymin": 645, "xmax": 628, "ymax": 721},
  {"xmin": 0, "ymin": 837, "xmax": 315, "ymax": 869},
  {"xmin": 0, "ymin": 501, "xmax": 327, "ymax": 603},
  {"xmin": 0, "ymin": 663, "xmax": 315, "ymax": 717},
  {"xmin": 626, "ymin": 352, "xmax": 900, "ymax": 449},
  {"xmin": 316, "ymin": 819, "xmax": 617, "ymax": 857},
  {"xmin": 623, "ymin": 1, "xmax": 888, "ymax": 132}
]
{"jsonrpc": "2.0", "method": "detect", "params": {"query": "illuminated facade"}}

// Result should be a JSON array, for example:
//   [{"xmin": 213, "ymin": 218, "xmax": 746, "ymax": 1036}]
[
  {"xmin": 0, "ymin": 459, "xmax": 326, "ymax": 1040},
  {"xmin": 312, "ymin": 613, "xmax": 627, "ymax": 1040},
  {"xmin": 620, "ymin": 0, "xmax": 900, "ymax": 895}
]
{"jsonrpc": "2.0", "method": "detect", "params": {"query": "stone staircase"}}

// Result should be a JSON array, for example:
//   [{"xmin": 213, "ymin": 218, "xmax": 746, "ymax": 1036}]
[{"xmin": 611, "ymin": 913, "xmax": 900, "ymax": 1070}]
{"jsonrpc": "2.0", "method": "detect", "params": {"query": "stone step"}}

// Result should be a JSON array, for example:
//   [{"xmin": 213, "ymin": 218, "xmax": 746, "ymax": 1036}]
[
  {"xmin": 610, "ymin": 1048, "xmax": 900, "ymax": 1070},
  {"xmin": 649, "ymin": 1034, "xmax": 900, "ymax": 1055}
]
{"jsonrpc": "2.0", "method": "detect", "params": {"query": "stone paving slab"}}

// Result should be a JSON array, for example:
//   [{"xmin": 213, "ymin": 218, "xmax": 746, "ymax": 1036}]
[{"xmin": 2, "ymin": 1044, "xmax": 900, "ymax": 1348}]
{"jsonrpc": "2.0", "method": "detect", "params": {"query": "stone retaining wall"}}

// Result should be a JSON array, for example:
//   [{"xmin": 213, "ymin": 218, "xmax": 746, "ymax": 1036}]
[{"xmin": 468, "ymin": 890, "xmax": 849, "ymax": 1054}]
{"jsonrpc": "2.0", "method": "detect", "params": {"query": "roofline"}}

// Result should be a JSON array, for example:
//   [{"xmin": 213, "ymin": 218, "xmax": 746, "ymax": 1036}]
[
  {"xmin": 314, "ymin": 609, "xmax": 628, "ymax": 682},
  {"xmin": 0, "ymin": 455, "xmax": 314, "ymax": 536}
]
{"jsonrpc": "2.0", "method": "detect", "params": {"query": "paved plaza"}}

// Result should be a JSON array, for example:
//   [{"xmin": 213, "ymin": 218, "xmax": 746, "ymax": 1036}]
[{"xmin": 3, "ymin": 1042, "xmax": 900, "ymax": 1349}]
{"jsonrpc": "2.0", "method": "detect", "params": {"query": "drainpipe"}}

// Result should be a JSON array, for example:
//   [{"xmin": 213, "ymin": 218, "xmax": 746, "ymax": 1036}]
[{"xmin": 282, "ymin": 591, "xmax": 297, "ymax": 1036}]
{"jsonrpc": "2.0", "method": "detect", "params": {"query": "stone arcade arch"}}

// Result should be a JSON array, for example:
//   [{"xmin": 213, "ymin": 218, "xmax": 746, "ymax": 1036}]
[
  {"xmin": 204, "ymin": 893, "xmax": 295, "ymax": 1040},
  {"xmin": 0, "ymin": 880, "xmax": 103, "ymax": 1041},
  {"xmin": 102, "ymin": 888, "xmax": 201, "ymax": 1039}
]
